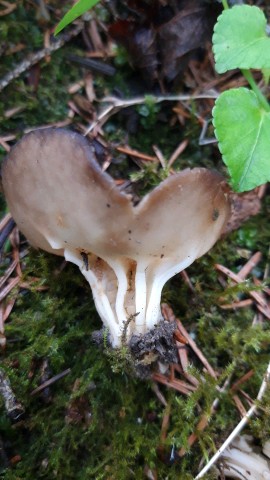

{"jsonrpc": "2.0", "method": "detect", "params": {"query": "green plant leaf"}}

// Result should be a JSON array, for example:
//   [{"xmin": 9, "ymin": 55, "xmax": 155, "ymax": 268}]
[
  {"xmin": 54, "ymin": 0, "xmax": 100, "ymax": 35},
  {"xmin": 213, "ymin": 5, "xmax": 270, "ymax": 74},
  {"xmin": 213, "ymin": 88, "xmax": 270, "ymax": 192},
  {"xmin": 262, "ymin": 68, "xmax": 270, "ymax": 86}
]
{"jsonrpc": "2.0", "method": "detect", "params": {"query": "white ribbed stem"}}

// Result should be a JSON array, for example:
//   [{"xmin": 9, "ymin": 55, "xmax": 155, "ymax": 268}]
[
  {"xmin": 64, "ymin": 249, "xmax": 121, "ymax": 346},
  {"xmin": 145, "ymin": 256, "xmax": 195, "ymax": 330},
  {"xmin": 134, "ymin": 259, "xmax": 148, "ymax": 334}
]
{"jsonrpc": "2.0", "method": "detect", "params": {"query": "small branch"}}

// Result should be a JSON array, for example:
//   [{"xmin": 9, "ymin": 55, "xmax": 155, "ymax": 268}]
[
  {"xmin": 116, "ymin": 145, "xmax": 157, "ymax": 162},
  {"xmin": 232, "ymin": 394, "xmax": 247, "ymax": 417},
  {"xmin": 84, "ymin": 93, "xmax": 219, "ymax": 135},
  {"xmin": 238, "ymin": 252, "xmax": 262, "ymax": 280},
  {"xmin": 152, "ymin": 372, "xmax": 195, "ymax": 395},
  {"xmin": 30, "ymin": 368, "xmax": 71, "ymax": 396},
  {"xmin": 0, "ymin": 276, "xmax": 20, "ymax": 303},
  {"xmin": 0, "ymin": 218, "xmax": 15, "ymax": 251},
  {"xmin": 215, "ymin": 263, "xmax": 270, "ymax": 319},
  {"xmin": 160, "ymin": 402, "xmax": 171, "ymax": 443},
  {"xmin": 230, "ymin": 369, "xmax": 254, "ymax": 392},
  {"xmin": 0, "ymin": 24, "xmax": 83, "ymax": 93},
  {"xmin": 67, "ymin": 54, "xmax": 116, "ymax": 76},
  {"xmin": 151, "ymin": 382, "xmax": 168, "ymax": 407},
  {"xmin": 161, "ymin": 304, "xmax": 217, "ymax": 379},
  {"xmin": 0, "ymin": 259, "xmax": 18, "ymax": 290},
  {"xmin": 179, "ymin": 374, "xmax": 232, "ymax": 457},
  {"xmin": 195, "ymin": 360, "xmax": 270, "ymax": 479},
  {"xmin": 176, "ymin": 319, "xmax": 217, "ymax": 379},
  {"xmin": 220, "ymin": 299, "xmax": 253, "ymax": 310}
]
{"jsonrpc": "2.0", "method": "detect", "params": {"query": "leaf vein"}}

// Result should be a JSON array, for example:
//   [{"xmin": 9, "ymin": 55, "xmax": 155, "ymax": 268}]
[
  {"xmin": 219, "ymin": 37, "xmax": 267, "ymax": 69},
  {"xmin": 239, "ymin": 115, "xmax": 264, "ymax": 189}
]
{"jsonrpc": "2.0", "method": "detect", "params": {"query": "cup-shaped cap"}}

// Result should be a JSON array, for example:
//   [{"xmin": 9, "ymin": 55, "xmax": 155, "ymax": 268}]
[{"xmin": 2, "ymin": 128, "xmax": 230, "ymax": 266}]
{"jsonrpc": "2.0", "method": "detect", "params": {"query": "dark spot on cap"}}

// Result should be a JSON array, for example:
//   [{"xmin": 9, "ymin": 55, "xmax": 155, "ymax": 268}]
[
  {"xmin": 106, "ymin": 203, "xmax": 111, "ymax": 208},
  {"xmin": 128, "ymin": 230, "xmax": 132, "ymax": 234},
  {"xmin": 212, "ymin": 208, "xmax": 219, "ymax": 221},
  {"xmin": 160, "ymin": 254, "xmax": 164, "ymax": 258}
]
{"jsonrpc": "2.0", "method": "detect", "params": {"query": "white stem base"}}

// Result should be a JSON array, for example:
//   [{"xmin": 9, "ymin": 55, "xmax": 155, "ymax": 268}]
[{"xmin": 53, "ymin": 245, "xmax": 187, "ymax": 348}]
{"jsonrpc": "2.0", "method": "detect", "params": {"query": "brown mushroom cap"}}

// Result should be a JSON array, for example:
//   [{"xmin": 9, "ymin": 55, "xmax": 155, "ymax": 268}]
[
  {"xmin": 2, "ymin": 128, "xmax": 133, "ymax": 257},
  {"xmin": 133, "ymin": 167, "xmax": 229, "ymax": 261},
  {"xmin": 2, "ymin": 127, "xmax": 231, "ymax": 345},
  {"xmin": 2, "ymin": 128, "xmax": 230, "ymax": 265}
]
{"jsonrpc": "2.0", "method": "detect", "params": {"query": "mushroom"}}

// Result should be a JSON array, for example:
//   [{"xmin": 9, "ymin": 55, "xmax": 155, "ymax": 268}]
[
  {"xmin": 220, "ymin": 435, "xmax": 270, "ymax": 480},
  {"xmin": 2, "ymin": 128, "xmax": 230, "ymax": 347}
]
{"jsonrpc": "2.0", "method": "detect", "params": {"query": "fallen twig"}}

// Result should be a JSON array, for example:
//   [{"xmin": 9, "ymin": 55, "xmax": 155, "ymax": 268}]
[
  {"xmin": 230, "ymin": 370, "xmax": 254, "ymax": 392},
  {"xmin": 160, "ymin": 402, "xmax": 171, "ymax": 443},
  {"xmin": 30, "ymin": 368, "xmax": 71, "ymax": 396},
  {"xmin": 167, "ymin": 139, "xmax": 189, "ymax": 167},
  {"xmin": 180, "ymin": 270, "xmax": 195, "ymax": 292},
  {"xmin": 220, "ymin": 299, "xmax": 253, "ymax": 310},
  {"xmin": 67, "ymin": 54, "xmax": 116, "ymax": 76},
  {"xmin": 179, "ymin": 375, "xmax": 232, "ymax": 457},
  {"xmin": 0, "ymin": 277, "xmax": 20, "ymax": 303},
  {"xmin": 215, "ymin": 263, "xmax": 270, "ymax": 319},
  {"xmin": 116, "ymin": 146, "xmax": 157, "ymax": 162},
  {"xmin": 0, "ymin": 24, "xmax": 83, "ymax": 92},
  {"xmin": 195, "ymin": 360, "xmax": 270, "ymax": 479},
  {"xmin": 152, "ymin": 372, "xmax": 196, "ymax": 395},
  {"xmin": 176, "ymin": 319, "xmax": 217, "ymax": 379},
  {"xmin": 0, "ymin": 259, "xmax": 18, "ymax": 290},
  {"xmin": 0, "ymin": 0, "xmax": 16, "ymax": 16},
  {"xmin": 162, "ymin": 303, "xmax": 217, "ymax": 378},
  {"xmin": 0, "ymin": 217, "xmax": 15, "ymax": 251},
  {"xmin": 84, "ymin": 93, "xmax": 219, "ymax": 135},
  {"xmin": 232, "ymin": 394, "xmax": 247, "ymax": 417},
  {"xmin": 151, "ymin": 382, "xmax": 167, "ymax": 407},
  {"xmin": 237, "ymin": 251, "xmax": 262, "ymax": 280}
]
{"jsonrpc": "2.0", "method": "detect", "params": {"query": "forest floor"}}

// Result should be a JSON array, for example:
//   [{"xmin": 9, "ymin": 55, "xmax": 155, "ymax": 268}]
[{"xmin": 0, "ymin": 1, "xmax": 270, "ymax": 479}]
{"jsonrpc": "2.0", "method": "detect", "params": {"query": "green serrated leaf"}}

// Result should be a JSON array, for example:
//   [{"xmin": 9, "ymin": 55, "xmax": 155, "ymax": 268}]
[
  {"xmin": 213, "ymin": 88, "xmax": 270, "ymax": 192},
  {"xmin": 54, "ymin": 0, "xmax": 100, "ymax": 35},
  {"xmin": 213, "ymin": 5, "xmax": 270, "ymax": 74}
]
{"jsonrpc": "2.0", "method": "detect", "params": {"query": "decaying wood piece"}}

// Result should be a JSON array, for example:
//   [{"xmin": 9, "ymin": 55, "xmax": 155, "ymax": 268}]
[{"xmin": 224, "ymin": 189, "xmax": 262, "ymax": 234}]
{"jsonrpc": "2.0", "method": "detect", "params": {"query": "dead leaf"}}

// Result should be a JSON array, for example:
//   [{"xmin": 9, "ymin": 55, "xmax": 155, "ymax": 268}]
[
  {"xmin": 109, "ymin": 0, "xmax": 221, "ymax": 86},
  {"xmin": 158, "ymin": 4, "xmax": 219, "ymax": 83}
]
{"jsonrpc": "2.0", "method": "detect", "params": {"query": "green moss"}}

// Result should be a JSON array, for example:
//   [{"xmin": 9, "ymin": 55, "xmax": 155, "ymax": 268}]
[{"xmin": 1, "ymin": 213, "xmax": 270, "ymax": 479}]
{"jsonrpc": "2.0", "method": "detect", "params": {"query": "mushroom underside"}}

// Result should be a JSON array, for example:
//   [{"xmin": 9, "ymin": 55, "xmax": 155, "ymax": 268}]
[{"xmin": 2, "ymin": 128, "xmax": 230, "ymax": 347}]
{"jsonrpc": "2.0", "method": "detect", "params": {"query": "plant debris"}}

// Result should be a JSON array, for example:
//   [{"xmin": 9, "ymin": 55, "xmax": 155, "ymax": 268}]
[{"xmin": 109, "ymin": 0, "xmax": 221, "ymax": 87}]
